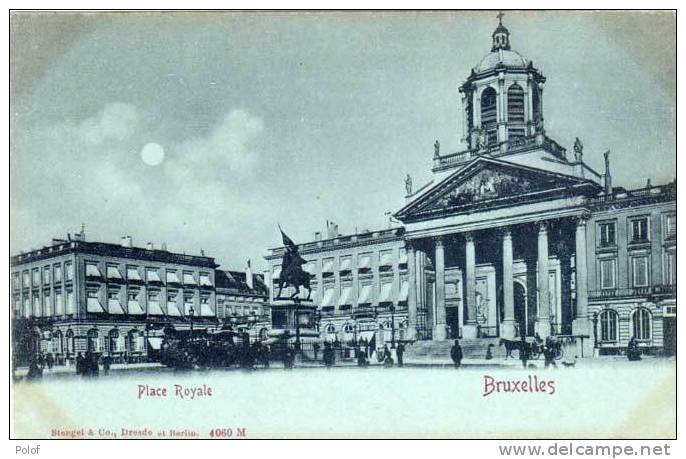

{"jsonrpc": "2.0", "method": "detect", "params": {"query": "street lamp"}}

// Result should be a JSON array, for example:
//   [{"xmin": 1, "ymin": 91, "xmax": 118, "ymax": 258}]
[{"xmin": 188, "ymin": 305, "xmax": 195, "ymax": 342}]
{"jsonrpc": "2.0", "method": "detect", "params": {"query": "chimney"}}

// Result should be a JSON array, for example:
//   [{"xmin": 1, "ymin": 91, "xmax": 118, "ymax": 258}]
[
  {"xmin": 246, "ymin": 259, "xmax": 254, "ymax": 290},
  {"xmin": 314, "ymin": 231, "xmax": 322, "ymax": 241},
  {"xmin": 161, "ymin": 243, "xmax": 168, "ymax": 251},
  {"xmin": 603, "ymin": 150, "xmax": 612, "ymax": 196},
  {"xmin": 146, "ymin": 242, "xmax": 154, "ymax": 250},
  {"xmin": 121, "ymin": 236, "xmax": 133, "ymax": 248}
]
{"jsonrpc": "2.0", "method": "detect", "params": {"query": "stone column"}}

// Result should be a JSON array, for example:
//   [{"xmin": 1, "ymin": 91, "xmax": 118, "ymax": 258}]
[
  {"xmin": 501, "ymin": 227, "xmax": 517, "ymax": 338},
  {"xmin": 573, "ymin": 217, "xmax": 590, "ymax": 335},
  {"xmin": 463, "ymin": 232, "xmax": 477, "ymax": 338},
  {"xmin": 433, "ymin": 237, "xmax": 447, "ymax": 340},
  {"xmin": 406, "ymin": 242, "xmax": 418, "ymax": 340},
  {"xmin": 535, "ymin": 222, "xmax": 551, "ymax": 338}
]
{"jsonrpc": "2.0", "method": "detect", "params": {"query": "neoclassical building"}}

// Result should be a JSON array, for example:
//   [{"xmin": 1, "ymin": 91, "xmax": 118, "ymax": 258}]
[{"xmin": 265, "ymin": 18, "xmax": 676, "ymax": 356}]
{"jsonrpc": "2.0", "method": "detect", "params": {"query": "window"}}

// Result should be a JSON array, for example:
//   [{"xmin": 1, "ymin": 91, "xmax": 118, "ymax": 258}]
[
  {"xmin": 126, "ymin": 266, "xmax": 141, "ymax": 281},
  {"xmin": 23, "ymin": 297, "xmax": 30, "ymax": 318},
  {"xmin": 66, "ymin": 289, "xmax": 75, "ymax": 314},
  {"xmin": 42, "ymin": 266, "xmax": 50, "ymax": 285},
  {"xmin": 632, "ymin": 256, "xmax": 649, "ymax": 287},
  {"xmin": 599, "ymin": 259, "xmax": 616, "ymax": 289},
  {"xmin": 166, "ymin": 269, "xmax": 180, "ymax": 284},
  {"xmin": 664, "ymin": 251, "xmax": 676, "ymax": 286},
  {"xmin": 106, "ymin": 264, "xmax": 123, "ymax": 280},
  {"xmin": 481, "ymin": 87, "xmax": 498, "ymax": 146},
  {"xmin": 54, "ymin": 264, "xmax": 62, "ymax": 283},
  {"xmin": 43, "ymin": 292, "xmax": 51, "ymax": 316},
  {"xmin": 599, "ymin": 222, "xmax": 616, "ymax": 247},
  {"xmin": 199, "ymin": 272, "xmax": 212, "ymax": 287},
  {"xmin": 32, "ymin": 268, "xmax": 40, "ymax": 286},
  {"xmin": 632, "ymin": 308, "xmax": 651, "ymax": 341},
  {"xmin": 65, "ymin": 262, "xmax": 73, "ymax": 281},
  {"xmin": 33, "ymin": 296, "xmax": 40, "ymax": 317},
  {"xmin": 507, "ymin": 83, "xmax": 525, "ymax": 123},
  {"xmin": 85, "ymin": 262, "xmax": 102, "ymax": 278},
  {"xmin": 183, "ymin": 271, "xmax": 196, "ymax": 285},
  {"xmin": 599, "ymin": 310, "xmax": 618, "ymax": 342},
  {"xmin": 12, "ymin": 273, "xmax": 19, "ymax": 290},
  {"xmin": 146, "ymin": 267, "xmax": 161, "ymax": 283},
  {"xmin": 55, "ymin": 290, "xmax": 64, "ymax": 315},
  {"xmin": 630, "ymin": 217, "xmax": 649, "ymax": 243},
  {"xmin": 22, "ymin": 271, "xmax": 30, "ymax": 288},
  {"xmin": 664, "ymin": 213, "xmax": 676, "ymax": 239}
]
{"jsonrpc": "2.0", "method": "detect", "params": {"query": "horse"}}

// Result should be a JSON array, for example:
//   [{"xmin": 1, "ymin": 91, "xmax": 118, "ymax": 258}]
[
  {"xmin": 499, "ymin": 338, "xmax": 528, "ymax": 359},
  {"xmin": 275, "ymin": 250, "xmax": 313, "ymax": 300}
]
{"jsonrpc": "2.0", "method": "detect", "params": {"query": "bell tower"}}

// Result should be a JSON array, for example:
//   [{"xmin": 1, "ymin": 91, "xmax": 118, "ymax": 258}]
[{"xmin": 458, "ymin": 13, "xmax": 547, "ymax": 155}]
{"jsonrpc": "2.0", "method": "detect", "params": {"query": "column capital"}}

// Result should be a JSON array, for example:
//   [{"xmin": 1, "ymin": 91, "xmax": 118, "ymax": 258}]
[
  {"xmin": 464, "ymin": 232, "xmax": 474, "ymax": 243},
  {"xmin": 500, "ymin": 226, "xmax": 512, "ymax": 238},
  {"xmin": 575, "ymin": 213, "xmax": 590, "ymax": 227},
  {"xmin": 405, "ymin": 239, "xmax": 417, "ymax": 251},
  {"xmin": 537, "ymin": 221, "xmax": 549, "ymax": 233},
  {"xmin": 433, "ymin": 236, "xmax": 445, "ymax": 248}
]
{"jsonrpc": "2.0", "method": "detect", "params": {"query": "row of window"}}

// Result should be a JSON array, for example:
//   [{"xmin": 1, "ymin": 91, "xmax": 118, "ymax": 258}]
[
  {"xmin": 598, "ymin": 308, "xmax": 652, "ymax": 342},
  {"xmin": 12, "ymin": 262, "xmax": 74, "ymax": 290},
  {"xmin": 598, "ymin": 251, "xmax": 676, "ymax": 290},
  {"xmin": 42, "ymin": 329, "xmax": 146, "ymax": 355},
  {"xmin": 274, "ymin": 250, "xmax": 408, "ymax": 281},
  {"xmin": 15, "ymin": 289, "xmax": 76, "ymax": 318},
  {"xmin": 85, "ymin": 262, "xmax": 213, "ymax": 286},
  {"xmin": 597, "ymin": 213, "xmax": 675, "ymax": 248}
]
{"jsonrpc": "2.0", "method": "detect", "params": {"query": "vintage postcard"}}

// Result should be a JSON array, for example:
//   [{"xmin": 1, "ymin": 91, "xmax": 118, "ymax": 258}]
[{"xmin": 8, "ymin": 9, "xmax": 676, "ymax": 442}]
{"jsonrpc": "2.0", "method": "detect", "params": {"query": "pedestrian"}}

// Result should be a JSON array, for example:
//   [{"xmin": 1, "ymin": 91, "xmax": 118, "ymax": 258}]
[
  {"xmin": 46, "ymin": 353, "xmax": 54, "ymax": 370},
  {"xmin": 627, "ymin": 336, "xmax": 642, "ymax": 361},
  {"xmin": 396, "ymin": 342, "xmax": 405, "ymax": 367},
  {"xmin": 313, "ymin": 342, "xmax": 320, "ymax": 361},
  {"xmin": 382, "ymin": 345, "xmax": 394, "ymax": 367},
  {"xmin": 450, "ymin": 339, "xmax": 463, "ymax": 368},
  {"xmin": 543, "ymin": 337, "xmax": 557, "ymax": 369},
  {"xmin": 519, "ymin": 335, "xmax": 530, "ymax": 368},
  {"xmin": 356, "ymin": 348, "xmax": 369, "ymax": 367},
  {"xmin": 323, "ymin": 342, "xmax": 335, "ymax": 368},
  {"xmin": 26, "ymin": 358, "xmax": 43, "ymax": 380},
  {"xmin": 75, "ymin": 352, "xmax": 84, "ymax": 376},
  {"xmin": 283, "ymin": 344, "xmax": 295, "ymax": 369},
  {"xmin": 102, "ymin": 355, "xmax": 112, "ymax": 375},
  {"xmin": 485, "ymin": 343, "xmax": 494, "ymax": 360}
]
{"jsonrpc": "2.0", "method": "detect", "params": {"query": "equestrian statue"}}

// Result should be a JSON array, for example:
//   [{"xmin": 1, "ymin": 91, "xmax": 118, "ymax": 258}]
[{"xmin": 275, "ymin": 226, "xmax": 313, "ymax": 301}]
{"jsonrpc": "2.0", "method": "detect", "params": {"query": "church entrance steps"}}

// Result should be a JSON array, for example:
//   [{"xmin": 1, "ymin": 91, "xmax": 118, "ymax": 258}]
[{"xmin": 404, "ymin": 338, "xmax": 506, "ymax": 361}]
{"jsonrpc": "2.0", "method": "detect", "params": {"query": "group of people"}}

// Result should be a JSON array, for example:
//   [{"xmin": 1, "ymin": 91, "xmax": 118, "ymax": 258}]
[
  {"xmin": 75, "ymin": 351, "xmax": 111, "ymax": 376},
  {"xmin": 25, "ymin": 352, "xmax": 54, "ymax": 380}
]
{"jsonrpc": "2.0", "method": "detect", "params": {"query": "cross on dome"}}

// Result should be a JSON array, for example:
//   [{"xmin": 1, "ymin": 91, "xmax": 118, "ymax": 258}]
[{"xmin": 492, "ymin": 11, "xmax": 511, "ymax": 51}]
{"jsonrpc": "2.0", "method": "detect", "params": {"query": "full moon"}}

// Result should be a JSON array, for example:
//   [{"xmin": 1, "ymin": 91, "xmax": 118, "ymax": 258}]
[{"xmin": 140, "ymin": 142, "xmax": 165, "ymax": 166}]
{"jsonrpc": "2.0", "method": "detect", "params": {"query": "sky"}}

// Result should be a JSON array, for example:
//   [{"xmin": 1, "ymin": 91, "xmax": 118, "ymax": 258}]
[{"xmin": 9, "ymin": 11, "xmax": 676, "ymax": 273}]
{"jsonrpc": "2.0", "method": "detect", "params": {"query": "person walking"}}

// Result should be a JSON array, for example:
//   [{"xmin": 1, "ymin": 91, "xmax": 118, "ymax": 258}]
[
  {"xmin": 323, "ymin": 342, "xmax": 335, "ymax": 368},
  {"xmin": 450, "ymin": 339, "xmax": 463, "ymax": 368},
  {"xmin": 396, "ymin": 342, "xmax": 405, "ymax": 367},
  {"xmin": 102, "ymin": 355, "xmax": 112, "ymax": 375},
  {"xmin": 45, "ymin": 353, "xmax": 54, "ymax": 370},
  {"xmin": 312, "ymin": 342, "xmax": 320, "ymax": 362},
  {"xmin": 382, "ymin": 345, "xmax": 394, "ymax": 367},
  {"xmin": 519, "ymin": 335, "xmax": 530, "ymax": 368},
  {"xmin": 543, "ymin": 337, "xmax": 557, "ymax": 369},
  {"xmin": 627, "ymin": 336, "xmax": 642, "ymax": 361}
]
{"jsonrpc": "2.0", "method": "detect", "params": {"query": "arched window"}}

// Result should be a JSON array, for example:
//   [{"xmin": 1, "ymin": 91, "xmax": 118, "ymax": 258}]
[
  {"xmin": 480, "ymin": 87, "xmax": 498, "ymax": 146},
  {"xmin": 507, "ymin": 83, "xmax": 525, "ymax": 123},
  {"xmin": 87, "ymin": 328, "xmax": 100, "ymax": 352},
  {"xmin": 109, "ymin": 329, "xmax": 121, "ymax": 354},
  {"xmin": 343, "ymin": 324, "xmax": 355, "ymax": 334},
  {"xmin": 52, "ymin": 330, "xmax": 63, "ymax": 354},
  {"xmin": 65, "ymin": 329, "xmax": 74, "ymax": 355},
  {"xmin": 325, "ymin": 324, "xmax": 336, "ymax": 334},
  {"xmin": 128, "ymin": 329, "xmax": 140, "ymax": 352},
  {"xmin": 599, "ymin": 309, "xmax": 618, "ymax": 342},
  {"xmin": 632, "ymin": 308, "xmax": 651, "ymax": 341},
  {"xmin": 258, "ymin": 328, "xmax": 269, "ymax": 341}
]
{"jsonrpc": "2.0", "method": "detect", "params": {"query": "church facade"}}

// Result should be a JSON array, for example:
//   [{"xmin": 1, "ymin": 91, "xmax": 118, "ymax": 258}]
[{"xmin": 265, "ymin": 19, "xmax": 676, "ymax": 356}]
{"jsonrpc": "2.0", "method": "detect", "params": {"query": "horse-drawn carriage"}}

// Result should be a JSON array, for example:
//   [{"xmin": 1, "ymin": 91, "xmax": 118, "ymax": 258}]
[{"xmin": 499, "ymin": 336, "xmax": 563, "ymax": 360}]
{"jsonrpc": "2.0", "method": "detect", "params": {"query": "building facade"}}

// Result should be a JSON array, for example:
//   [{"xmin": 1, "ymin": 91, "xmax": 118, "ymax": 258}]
[
  {"xmin": 265, "ymin": 18, "xmax": 676, "ymax": 356},
  {"xmin": 215, "ymin": 268, "xmax": 271, "ymax": 340},
  {"xmin": 10, "ymin": 234, "xmax": 269, "ymax": 364}
]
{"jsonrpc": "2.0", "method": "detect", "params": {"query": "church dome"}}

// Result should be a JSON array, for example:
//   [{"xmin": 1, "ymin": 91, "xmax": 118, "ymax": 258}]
[{"xmin": 475, "ymin": 49, "xmax": 529, "ymax": 73}]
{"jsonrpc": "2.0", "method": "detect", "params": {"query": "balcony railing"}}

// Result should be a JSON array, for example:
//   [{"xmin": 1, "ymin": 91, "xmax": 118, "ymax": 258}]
[{"xmin": 589, "ymin": 286, "xmax": 664, "ymax": 299}]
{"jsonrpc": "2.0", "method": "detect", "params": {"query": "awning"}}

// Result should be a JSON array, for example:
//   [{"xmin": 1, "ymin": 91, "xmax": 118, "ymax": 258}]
[
  {"xmin": 200, "ymin": 302, "xmax": 214, "ymax": 317},
  {"xmin": 106, "ymin": 266, "xmax": 123, "ymax": 280},
  {"xmin": 86, "ymin": 264, "xmax": 102, "ymax": 277},
  {"xmin": 338, "ymin": 286, "xmax": 352, "ymax": 306},
  {"xmin": 127, "ymin": 300, "xmax": 144, "ymax": 315},
  {"xmin": 322, "ymin": 259, "xmax": 334, "ymax": 273},
  {"xmin": 107, "ymin": 298, "xmax": 125, "ymax": 314},
  {"xmin": 127, "ymin": 268, "xmax": 141, "ymax": 281},
  {"xmin": 147, "ymin": 301, "xmax": 164, "ymax": 315},
  {"xmin": 183, "ymin": 272, "xmax": 196, "ymax": 285},
  {"xmin": 200, "ymin": 274, "xmax": 212, "ymax": 287},
  {"xmin": 398, "ymin": 280, "xmax": 409, "ymax": 302},
  {"xmin": 87, "ymin": 297, "xmax": 105, "ymax": 313},
  {"xmin": 379, "ymin": 251, "xmax": 393, "ymax": 267},
  {"xmin": 358, "ymin": 284, "xmax": 373, "ymax": 304},
  {"xmin": 147, "ymin": 337, "xmax": 163, "ymax": 350},
  {"xmin": 358, "ymin": 254, "xmax": 371, "ymax": 270},
  {"xmin": 321, "ymin": 288, "xmax": 335, "ymax": 307},
  {"xmin": 379, "ymin": 282, "xmax": 393, "ymax": 303},
  {"xmin": 339, "ymin": 257, "xmax": 352, "ymax": 271},
  {"xmin": 166, "ymin": 271, "xmax": 180, "ymax": 283},
  {"xmin": 357, "ymin": 330, "xmax": 376, "ymax": 342},
  {"xmin": 166, "ymin": 302, "xmax": 182, "ymax": 316},
  {"xmin": 147, "ymin": 270, "xmax": 162, "ymax": 282}
]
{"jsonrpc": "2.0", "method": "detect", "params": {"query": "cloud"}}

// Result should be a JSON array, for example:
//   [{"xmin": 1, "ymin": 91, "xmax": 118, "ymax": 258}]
[
  {"xmin": 78, "ymin": 102, "xmax": 139, "ymax": 144},
  {"xmin": 172, "ymin": 109, "xmax": 264, "ymax": 178}
]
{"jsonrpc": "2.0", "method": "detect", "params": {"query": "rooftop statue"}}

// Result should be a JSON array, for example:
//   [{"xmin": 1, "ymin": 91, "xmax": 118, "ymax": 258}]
[{"xmin": 573, "ymin": 137, "xmax": 584, "ymax": 162}]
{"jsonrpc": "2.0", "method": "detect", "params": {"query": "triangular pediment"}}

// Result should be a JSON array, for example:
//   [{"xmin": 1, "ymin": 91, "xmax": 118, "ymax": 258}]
[{"xmin": 396, "ymin": 158, "xmax": 600, "ymax": 222}]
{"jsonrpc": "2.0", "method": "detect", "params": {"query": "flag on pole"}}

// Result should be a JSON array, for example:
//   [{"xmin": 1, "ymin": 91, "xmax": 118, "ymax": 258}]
[{"xmin": 279, "ymin": 226, "xmax": 298, "ymax": 253}]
